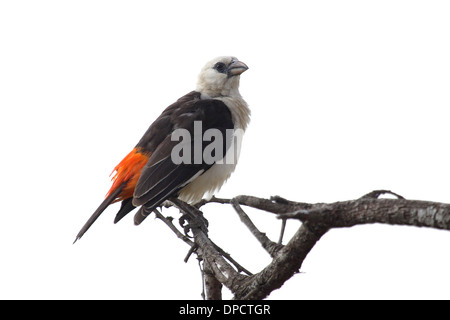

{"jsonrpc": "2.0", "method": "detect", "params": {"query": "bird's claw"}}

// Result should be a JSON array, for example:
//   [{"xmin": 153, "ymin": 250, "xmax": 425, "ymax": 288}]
[{"xmin": 179, "ymin": 212, "xmax": 209, "ymax": 236}]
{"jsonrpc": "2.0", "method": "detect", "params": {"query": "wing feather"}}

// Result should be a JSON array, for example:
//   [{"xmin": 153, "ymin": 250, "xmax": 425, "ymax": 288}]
[{"xmin": 131, "ymin": 96, "xmax": 234, "ymax": 223}]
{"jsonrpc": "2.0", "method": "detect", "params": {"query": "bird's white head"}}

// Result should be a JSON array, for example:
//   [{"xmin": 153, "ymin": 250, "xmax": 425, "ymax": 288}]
[{"xmin": 196, "ymin": 56, "xmax": 248, "ymax": 99}]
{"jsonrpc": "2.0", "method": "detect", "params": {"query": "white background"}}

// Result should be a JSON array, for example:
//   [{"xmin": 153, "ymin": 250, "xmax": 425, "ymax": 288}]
[{"xmin": 1, "ymin": 0, "xmax": 450, "ymax": 299}]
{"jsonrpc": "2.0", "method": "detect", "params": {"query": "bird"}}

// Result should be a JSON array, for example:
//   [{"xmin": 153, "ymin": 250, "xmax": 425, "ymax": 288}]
[{"xmin": 74, "ymin": 56, "xmax": 250, "ymax": 242}]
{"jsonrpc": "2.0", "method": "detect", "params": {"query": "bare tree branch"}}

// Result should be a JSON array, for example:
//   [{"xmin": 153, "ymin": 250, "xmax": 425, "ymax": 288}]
[
  {"xmin": 156, "ymin": 191, "xmax": 450, "ymax": 300},
  {"xmin": 203, "ymin": 259, "xmax": 223, "ymax": 300},
  {"xmin": 278, "ymin": 198, "xmax": 450, "ymax": 230},
  {"xmin": 169, "ymin": 197, "xmax": 248, "ymax": 290}
]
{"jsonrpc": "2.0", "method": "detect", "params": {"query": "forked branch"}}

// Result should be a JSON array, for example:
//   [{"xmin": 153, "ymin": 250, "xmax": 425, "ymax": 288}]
[{"xmin": 155, "ymin": 190, "xmax": 450, "ymax": 300}]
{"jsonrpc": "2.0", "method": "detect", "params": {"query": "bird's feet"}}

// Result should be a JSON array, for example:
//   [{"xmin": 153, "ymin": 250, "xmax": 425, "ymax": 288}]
[
  {"xmin": 179, "ymin": 211, "xmax": 209, "ymax": 236},
  {"xmin": 169, "ymin": 198, "xmax": 209, "ymax": 236}
]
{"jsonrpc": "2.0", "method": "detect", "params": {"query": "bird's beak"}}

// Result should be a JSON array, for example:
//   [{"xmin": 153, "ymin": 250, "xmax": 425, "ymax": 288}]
[{"xmin": 227, "ymin": 60, "xmax": 249, "ymax": 76}]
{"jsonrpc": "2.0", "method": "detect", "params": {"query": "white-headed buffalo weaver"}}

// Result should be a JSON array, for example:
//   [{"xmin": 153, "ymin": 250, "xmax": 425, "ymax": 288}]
[{"xmin": 74, "ymin": 56, "xmax": 250, "ymax": 242}]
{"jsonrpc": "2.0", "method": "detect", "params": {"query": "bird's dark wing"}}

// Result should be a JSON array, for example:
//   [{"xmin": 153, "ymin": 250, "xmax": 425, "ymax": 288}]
[
  {"xmin": 111, "ymin": 91, "xmax": 202, "ymax": 224},
  {"xmin": 132, "ymin": 97, "xmax": 234, "ymax": 225}
]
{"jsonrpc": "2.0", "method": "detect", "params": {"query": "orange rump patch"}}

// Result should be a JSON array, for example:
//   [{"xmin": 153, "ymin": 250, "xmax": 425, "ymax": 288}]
[{"xmin": 106, "ymin": 148, "xmax": 150, "ymax": 202}]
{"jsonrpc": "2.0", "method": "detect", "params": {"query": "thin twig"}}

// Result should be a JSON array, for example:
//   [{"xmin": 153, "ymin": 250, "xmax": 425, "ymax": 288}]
[
  {"xmin": 153, "ymin": 208, "xmax": 194, "ymax": 247},
  {"xmin": 184, "ymin": 244, "xmax": 198, "ymax": 263},
  {"xmin": 210, "ymin": 240, "xmax": 253, "ymax": 276},
  {"xmin": 278, "ymin": 218, "xmax": 287, "ymax": 245},
  {"xmin": 360, "ymin": 189, "xmax": 405, "ymax": 200},
  {"xmin": 231, "ymin": 198, "xmax": 283, "ymax": 258},
  {"xmin": 202, "ymin": 194, "xmax": 313, "ymax": 214},
  {"xmin": 195, "ymin": 196, "xmax": 231, "ymax": 208}
]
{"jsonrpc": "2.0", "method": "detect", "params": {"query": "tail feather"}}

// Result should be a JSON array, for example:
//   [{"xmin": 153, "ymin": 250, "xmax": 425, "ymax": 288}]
[
  {"xmin": 114, "ymin": 198, "xmax": 136, "ymax": 224},
  {"xmin": 73, "ymin": 183, "xmax": 124, "ymax": 243}
]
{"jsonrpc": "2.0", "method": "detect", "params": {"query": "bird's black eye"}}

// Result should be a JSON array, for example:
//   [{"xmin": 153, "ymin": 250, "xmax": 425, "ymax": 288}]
[{"xmin": 213, "ymin": 62, "xmax": 227, "ymax": 74}]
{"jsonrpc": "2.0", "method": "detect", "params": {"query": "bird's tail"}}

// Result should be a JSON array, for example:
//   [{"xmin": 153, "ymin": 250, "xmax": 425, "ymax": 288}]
[
  {"xmin": 73, "ymin": 183, "xmax": 124, "ymax": 243},
  {"xmin": 73, "ymin": 148, "xmax": 150, "ymax": 243}
]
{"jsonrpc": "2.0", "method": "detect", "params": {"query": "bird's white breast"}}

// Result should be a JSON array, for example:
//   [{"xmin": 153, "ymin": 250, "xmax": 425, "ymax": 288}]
[
  {"xmin": 177, "ymin": 161, "xmax": 237, "ymax": 203},
  {"xmin": 177, "ymin": 95, "xmax": 250, "ymax": 204}
]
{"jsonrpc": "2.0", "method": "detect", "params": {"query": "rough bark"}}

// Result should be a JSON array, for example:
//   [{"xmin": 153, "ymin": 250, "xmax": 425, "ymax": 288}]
[{"xmin": 161, "ymin": 190, "xmax": 450, "ymax": 300}]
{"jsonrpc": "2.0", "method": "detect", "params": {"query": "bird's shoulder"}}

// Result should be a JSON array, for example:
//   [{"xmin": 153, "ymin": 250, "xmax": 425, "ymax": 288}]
[{"xmin": 136, "ymin": 91, "xmax": 233, "ymax": 152}]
